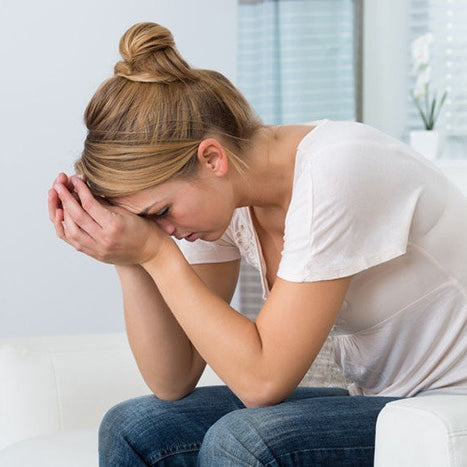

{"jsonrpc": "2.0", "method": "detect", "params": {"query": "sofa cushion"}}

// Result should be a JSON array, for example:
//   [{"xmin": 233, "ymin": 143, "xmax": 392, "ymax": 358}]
[
  {"xmin": 0, "ymin": 334, "xmax": 149, "ymax": 449},
  {"xmin": 0, "ymin": 429, "xmax": 97, "ymax": 467}
]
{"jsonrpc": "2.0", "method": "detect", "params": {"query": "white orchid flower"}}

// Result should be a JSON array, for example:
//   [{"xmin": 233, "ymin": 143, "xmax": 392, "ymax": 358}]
[{"xmin": 411, "ymin": 33, "xmax": 434, "ymax": 73}]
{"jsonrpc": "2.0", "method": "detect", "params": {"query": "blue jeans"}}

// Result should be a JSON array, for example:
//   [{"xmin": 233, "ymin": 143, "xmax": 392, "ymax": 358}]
[{"xmin": 99, "ymin": 386, "xmax": 399, "ymax": 466}]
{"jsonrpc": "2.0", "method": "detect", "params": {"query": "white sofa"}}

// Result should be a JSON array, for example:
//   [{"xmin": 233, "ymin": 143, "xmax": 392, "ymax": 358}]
[{"xmin": 0, "ymin": 333, "xmax": 466, "ymax": 466}]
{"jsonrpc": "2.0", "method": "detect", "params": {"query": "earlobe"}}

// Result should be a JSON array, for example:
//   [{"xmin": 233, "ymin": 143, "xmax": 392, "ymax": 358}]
[{"xmin": 197, "ymin": 138, "xmax": 229, "ymax": 177}]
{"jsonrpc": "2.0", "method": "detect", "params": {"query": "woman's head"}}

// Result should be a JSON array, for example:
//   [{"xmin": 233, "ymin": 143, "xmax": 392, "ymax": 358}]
[{"xmin": 75, "ymin": 22, "xmax": 262, "ymax": 198}]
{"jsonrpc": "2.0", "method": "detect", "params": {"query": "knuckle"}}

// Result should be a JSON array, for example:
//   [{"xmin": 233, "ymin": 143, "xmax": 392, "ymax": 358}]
[
  {"xmin": 81, "ymin": 197, "xmax": 92, "ymax": 212},
  {"xmin": 101, "ymin": 235, "xmax": 115, "ymax": 251},
  {"xmin": 68, "ymin": 233, "xmax": 79, "ymax": 244},
  {"xmin": 98, "ymin": 250, "xmax": 110, "ymax": 263},
  {"xmin": 74, "ymin": 212, "xmax": 86, "ymax": 225},
  {"xmin": 108, "ymin": 219, "xmax": 122, "ymax": 235},
  {"xmin": 55, "ymin": 226, "xmax": 66, "ymax": 240}
]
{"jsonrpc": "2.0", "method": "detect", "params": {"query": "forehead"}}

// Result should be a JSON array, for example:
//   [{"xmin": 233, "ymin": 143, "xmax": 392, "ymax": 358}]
[{"xmin": 111, "ymin": 178, "xmax": 197, "ymax": 213}]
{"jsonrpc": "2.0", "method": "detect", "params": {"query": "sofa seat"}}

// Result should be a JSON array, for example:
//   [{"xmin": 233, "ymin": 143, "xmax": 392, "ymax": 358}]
[
  {"xmin": 0, "ymin": 428, "xmax": 98, "ymax": 467},
  {"xmin": 2, "ymin": 333, "xmax": 467, "ymax": 466}
]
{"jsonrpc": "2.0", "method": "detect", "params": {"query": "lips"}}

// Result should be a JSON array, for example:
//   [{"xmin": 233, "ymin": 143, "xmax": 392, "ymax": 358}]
[{"xmin": 185, "ymin": 233, "xmax": 199, "ymax": 242}]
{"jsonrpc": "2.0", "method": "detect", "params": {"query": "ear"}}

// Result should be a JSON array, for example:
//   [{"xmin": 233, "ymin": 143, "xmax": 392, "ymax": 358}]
[{"xmin": 197, "ymin": 138, "xmax": 229, "ymax": 177}]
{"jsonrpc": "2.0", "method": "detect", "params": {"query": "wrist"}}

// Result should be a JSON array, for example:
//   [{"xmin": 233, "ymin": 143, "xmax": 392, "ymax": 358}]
[
  {"xmin": 141, "ymin": 234, "xmax": 179, "ymax": 270},
  {"xmin": 115, "ymin": 263, "xmax": 144, "ymax": 273}
]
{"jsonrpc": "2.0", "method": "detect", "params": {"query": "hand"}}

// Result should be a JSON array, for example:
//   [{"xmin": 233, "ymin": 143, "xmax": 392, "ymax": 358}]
[{"xmin": 48, "ymin": 173, "xmax": 169, "ymax": 265}]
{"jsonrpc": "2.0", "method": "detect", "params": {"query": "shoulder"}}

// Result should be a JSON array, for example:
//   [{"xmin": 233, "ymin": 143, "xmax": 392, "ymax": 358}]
[
  {"xmin": 279, "ymin": 121, "xmax": 445, "ymax": 281},
  {"xmin": 293, "ymin": 120, "xmax": 442, "ymax": 200}
]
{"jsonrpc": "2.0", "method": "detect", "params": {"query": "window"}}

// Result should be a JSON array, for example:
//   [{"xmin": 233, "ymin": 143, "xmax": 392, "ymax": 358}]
[
  {"xmin": 407, "ymin": 0, "xmax": 467, "ymax": 159},
  {"xmin": 236, "ymin": 0, "xmax": 360, "ymax": 319}
]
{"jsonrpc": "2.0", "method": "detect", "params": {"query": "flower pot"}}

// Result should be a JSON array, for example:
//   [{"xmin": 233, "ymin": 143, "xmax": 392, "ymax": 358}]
[{"xmin": 410, "ymin": 130, "xmax": 445, "ymax": 160}]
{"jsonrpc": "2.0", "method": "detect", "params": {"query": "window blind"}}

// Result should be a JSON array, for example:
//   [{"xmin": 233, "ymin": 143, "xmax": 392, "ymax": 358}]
[
  {"xmin": 237, "ymin": 0, "xmax": 356, "ymax": 125},
  {"xmin": 407, "ymin": 0, "xmax": 467, "ymax": 159}
]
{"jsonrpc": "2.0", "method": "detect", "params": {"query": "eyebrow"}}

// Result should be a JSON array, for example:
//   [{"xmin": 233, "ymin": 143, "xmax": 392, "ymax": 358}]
[{"xmin": 137, "ymin": 200, "xmax": 160, "ymax": 217}]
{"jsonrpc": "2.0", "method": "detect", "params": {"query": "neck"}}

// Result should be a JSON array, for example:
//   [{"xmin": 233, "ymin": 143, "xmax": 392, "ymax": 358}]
[{"xmin": 232, "ymin": 125, "xmax": 296, "ymax": 212}]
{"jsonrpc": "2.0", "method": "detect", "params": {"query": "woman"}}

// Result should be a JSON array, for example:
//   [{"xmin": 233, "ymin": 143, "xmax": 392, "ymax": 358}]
[{"xmin": 48, "ymin": 22, "xmax": 467, "ymax": 466}]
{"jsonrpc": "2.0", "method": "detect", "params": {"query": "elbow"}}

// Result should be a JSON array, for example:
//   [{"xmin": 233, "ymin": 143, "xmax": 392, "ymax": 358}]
[
  {"xmin": 151, "ymin": 386, "xmax": 195, "ymax": 401},
  {"xmin": 238, "ymin": 379, "xmax": 291, "ymax": 409},
  {"xmin": 147, "ymin": 380, "xmax": 197, "ymax": 402}
]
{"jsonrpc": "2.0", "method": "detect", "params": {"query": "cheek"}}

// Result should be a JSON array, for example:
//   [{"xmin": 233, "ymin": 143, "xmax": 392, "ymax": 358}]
[{"xmin": 178, "ymin": 196, "xmax": 232, "ymax": 229}]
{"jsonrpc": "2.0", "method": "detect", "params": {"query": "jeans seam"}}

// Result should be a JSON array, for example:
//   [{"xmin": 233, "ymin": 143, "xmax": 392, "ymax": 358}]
[
  {"xmin": 215, "ymin": 436, "xmax": 265, "ymax": 467},
  {"xmin": 121, "ymin": 433, "xmax": 152, "ymax": 465},
  {"xmin": 264, "ymin": 445, "xmax": 375, "ymax": 466},
  {"xmin": 148, "ymin": 442, "xmax": 202, "ymax": 465}
]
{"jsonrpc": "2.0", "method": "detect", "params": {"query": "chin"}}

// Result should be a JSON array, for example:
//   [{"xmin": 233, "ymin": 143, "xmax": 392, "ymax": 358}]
[
  {"xmin": 200, "ymin": 218, "xmax": 233, "ymax": 242},
  {"xmin": 203, "ymin": 230, "xmax": 226, "ymax": 242}
]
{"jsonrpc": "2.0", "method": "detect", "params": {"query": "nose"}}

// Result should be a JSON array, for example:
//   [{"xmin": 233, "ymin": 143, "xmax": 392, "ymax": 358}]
[{"xmin": 155, "ymin": 218, "xmax": 176, "ymax": 236}]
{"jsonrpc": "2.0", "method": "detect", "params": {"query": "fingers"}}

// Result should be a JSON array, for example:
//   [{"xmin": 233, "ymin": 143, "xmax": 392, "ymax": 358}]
[
  {"xmin": 49, "ymin": 173, "xmax": 73, "ymax": 223},
  {"xmin": 54, "ymin": 206, "xmax": 66, "ymax": 239},
  {"xmin": 54, "ymin": 181, "xmax": 101, "ymax": 237},
  {"xmin": 69, "ymin": 176, "xmax": 112, "ymax": 226},
  {"xmin": 48, "ymin": 188, "xmax": 59, "ymax": 223},
  {"xmin": 50, "ymin": 188, "xmax": 98, "ymax": 256},
  {"xmin": 54, "ymin": 172, "xmax": 74, "ymax": 191},
  {"xmin": 62, "ymin": 208, "xmax": 93, "ymax": 251}
]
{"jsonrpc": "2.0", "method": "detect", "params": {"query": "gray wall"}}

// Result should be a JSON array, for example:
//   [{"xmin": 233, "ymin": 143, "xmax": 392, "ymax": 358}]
[{"xmin": 0, "ymin": 0, "xmax": 237, "ymax": 337}]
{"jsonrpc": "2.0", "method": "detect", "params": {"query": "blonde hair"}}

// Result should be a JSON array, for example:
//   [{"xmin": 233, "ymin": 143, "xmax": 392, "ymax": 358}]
[{"xmin": 75, "ymin": 22, "xmax": 263, "ymax": 197}]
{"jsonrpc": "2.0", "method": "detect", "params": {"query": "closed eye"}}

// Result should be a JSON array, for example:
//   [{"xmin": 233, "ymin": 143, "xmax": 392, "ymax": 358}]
[
  {"xmin": 138, "ymin": 206, "xmax": 169, "ymax": 219},
  {"xmin": 154, "ymin": 206, "xmax": 169, "ymax": 218}
]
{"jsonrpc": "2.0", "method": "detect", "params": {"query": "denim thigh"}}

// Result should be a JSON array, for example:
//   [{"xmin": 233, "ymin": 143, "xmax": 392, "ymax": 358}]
[
  {"xmin": 99, "ymin": 385, "xmax": 396, "ymax": 466},
  {"xmin": 99, "ymin": 385, "xmax": 245, "ymax": 466},
  {"xmin": 199, "ymin": 388, "xmax": 400, "ymax": 467}
]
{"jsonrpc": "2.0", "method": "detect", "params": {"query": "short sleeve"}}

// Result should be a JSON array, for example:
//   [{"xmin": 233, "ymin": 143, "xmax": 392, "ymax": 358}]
[
  {"xmin": 177, "ymin": 224, "xmax": 241, "ymax": 265},
  {"xmin": 277, "ymin": 138, "xmax": 424, "ymax": 282}
]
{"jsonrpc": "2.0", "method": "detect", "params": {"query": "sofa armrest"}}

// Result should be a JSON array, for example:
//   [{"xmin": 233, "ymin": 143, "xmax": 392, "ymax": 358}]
[{"xmin": 374, "ymin": 394, "xmax": 467, "ymax": 467}]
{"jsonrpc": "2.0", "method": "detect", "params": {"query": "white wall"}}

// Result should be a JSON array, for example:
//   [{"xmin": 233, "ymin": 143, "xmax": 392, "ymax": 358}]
[{"xmin": 0, "ymin": 0, "xmax": 238, "ymax": 337}]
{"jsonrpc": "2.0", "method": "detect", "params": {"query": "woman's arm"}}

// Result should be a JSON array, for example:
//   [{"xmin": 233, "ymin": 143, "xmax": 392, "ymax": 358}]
[
  {"xmin": 142, "ymin": 241, "xmax": 351, "ymax": 408},
  {"xmin": 117, "ymin": 259, "xmax": 239, "ymax": 400},
  {"xmin": 49, "ymin": 173, "xmax": 239, "ymax": 400},
  {"xmin": 53, "ymin": 176, "xmax": 350, "ymax": 407},
  {"xmin": 117, "ymin": 264, "xmax": 201, "ymax": 400}
]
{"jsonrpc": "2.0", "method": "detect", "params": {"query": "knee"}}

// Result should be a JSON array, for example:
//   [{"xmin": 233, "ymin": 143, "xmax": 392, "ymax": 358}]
[
  {"xmin": 98, "ymin": 397, "xmax": 139, "ymax": 453},
  {"xmin": 199, "ymin": 409, "xmax": 269, "ymax": 466},
  {"xmin": 99, "ymin": 395, "xmax": 161, "ymax": 465}
]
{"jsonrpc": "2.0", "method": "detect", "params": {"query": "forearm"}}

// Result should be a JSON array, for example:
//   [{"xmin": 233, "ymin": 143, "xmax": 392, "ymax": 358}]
[
  {"xmin": 142, "ymin": 243, "xmax": 267, "ymax": 405},
  {"xmin": 116, "ymin": 264, "xmax": 205, "ymax": 399}
]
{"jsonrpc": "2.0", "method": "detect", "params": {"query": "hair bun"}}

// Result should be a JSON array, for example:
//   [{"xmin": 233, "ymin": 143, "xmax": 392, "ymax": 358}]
[{"xmin": 114, "ymin": 22, "xmax": 198, "ymax": 83}]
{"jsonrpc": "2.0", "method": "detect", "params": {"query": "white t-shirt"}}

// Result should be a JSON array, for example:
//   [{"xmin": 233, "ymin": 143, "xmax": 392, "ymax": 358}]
[{"xmin": 179, "ymin": 120, "xmax": 467, "ymax": 397}]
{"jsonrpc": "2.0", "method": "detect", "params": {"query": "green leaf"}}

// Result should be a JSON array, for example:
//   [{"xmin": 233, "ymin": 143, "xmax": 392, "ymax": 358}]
[
  {"xmin": 432, "ymin": 90, "xmax": 448, "ymax": 129},
  {"xmin": 414, "ymin": 98, "xmax": 429, "ymax": 129}
]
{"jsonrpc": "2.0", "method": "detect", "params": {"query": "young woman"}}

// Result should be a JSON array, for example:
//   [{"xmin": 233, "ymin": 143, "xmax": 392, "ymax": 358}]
[{"xmin": 48, "ymin": 22, "xmax": 467, "ymax": 466}]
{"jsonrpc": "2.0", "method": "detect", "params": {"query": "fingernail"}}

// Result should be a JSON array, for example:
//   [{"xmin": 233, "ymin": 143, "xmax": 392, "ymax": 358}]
[{"xmin": 54, "ymin": 184, "xmax": 62, "ymax": 194}]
